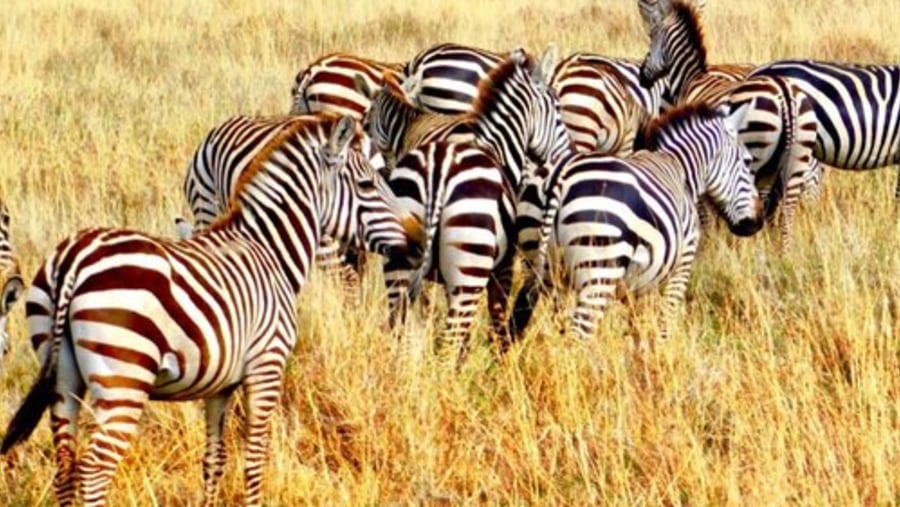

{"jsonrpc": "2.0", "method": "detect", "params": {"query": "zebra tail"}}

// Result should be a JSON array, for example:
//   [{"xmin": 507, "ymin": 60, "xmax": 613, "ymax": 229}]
[
  {"xmin": 511, "ymin": 177, "xmax": 563, "ymax": 337},
  {"xmin": 407, "ymin": 161, "xmax": 447, "ymax": 304},
  {"xmin": 1, "ymin": 269, "xmax": 76, "ymax": 454}
]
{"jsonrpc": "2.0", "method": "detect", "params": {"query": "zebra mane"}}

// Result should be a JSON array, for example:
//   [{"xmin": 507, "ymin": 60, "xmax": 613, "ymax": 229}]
[
  {"xmin": 207, "ymin": 113, "xmax": 352, "ymax": 233},
  {"xmin": 638, "ymin": 102, "xmax": 719, "ymax": 150},
  {"xmin": 669, "ymin": 0, "xmax": 708, "ymax": 72},
  {"xmin": 469, "ymin": 54, "xmax": 535, "ymax": 119}
]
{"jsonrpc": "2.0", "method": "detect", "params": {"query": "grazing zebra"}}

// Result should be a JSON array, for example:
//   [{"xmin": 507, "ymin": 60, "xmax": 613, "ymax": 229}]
[
  {"xmin": 0, "ymin": 115, "xmax": 421, "ymax": 507},
  {"xmin": 389, "ymin": 141, "xmax": 517, "ymax": 364},
  {"xmin": 290, "ymin": 52, "xmax": 404, "ymax": 118},
  {"xmin": 513, "ymin": 103, "xmax": 764, "ymax": 341},
  {"xmin": 403, "ymin": 42, "xmax": 507, "ymax": 114},
  {"xmin": 0, "ymin": 200, "xmax": 24, "ymax": 359},
  {"xmin": 179, "ymin": 113, "xmax": 401, "ymax": 290},
  {"xmin": 637, "ymin": 0, "xmax": 820, "ymax": 249},
  {"xmin": 748, "ymin": 60, "xmax": 900, "ymax": 193}
]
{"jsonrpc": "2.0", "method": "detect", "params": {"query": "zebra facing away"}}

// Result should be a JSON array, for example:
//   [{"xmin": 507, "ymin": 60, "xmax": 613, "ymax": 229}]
[
  {"xmin": 402, "ymin": 42, "xmax": 507, "ymax": 114},
  {"xmin": 178, "ymin": 113, "xmax": 404, "ymax": 290},
  {"xmin": 637, "ymin": 0, "xmax": 820, "ymax": 249},
  {"xmin": 362, "ymin": 47, "xmax": 574, "ymax": 348},
  {"xmin": 512, "ymin": 103, "xmax": 764, "ymax": 342},
  {"xmin": 0, "ymin": 116, "xmax": 421, "ymax": 507},
  {"xmin": 388, "ymin": 141, "xmax": 517, "ymax": 365},
  {"xmin": 0, "ymin": 200, "xmax": 24, "ymax": 359},
  {"xmin": 290, "ymin": 52, "xmax": 405, "ymax": 119}
]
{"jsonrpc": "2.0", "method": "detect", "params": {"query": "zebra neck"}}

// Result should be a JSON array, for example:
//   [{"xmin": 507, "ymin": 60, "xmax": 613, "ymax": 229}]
[
  {"xmin": 667, "ymin": 28, "xmax": 707, "ymax": 100},
  {"xmin": 222, "ymin": 174, "xmax": 320, "ymax": 297},
  {"xmin": 474, "ymin": 111, "xmax": 526, "ymax": 185},
  {"xmin": 656, "ymin": 138, "xmax": 708, "ymax": 203}
]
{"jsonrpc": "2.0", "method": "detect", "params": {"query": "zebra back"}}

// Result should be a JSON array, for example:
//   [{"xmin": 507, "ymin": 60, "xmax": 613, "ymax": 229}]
[
  {"xmin": 549, "ymin": 54, "xmax": 650, "ymax": 154},
  {"xmin": 403, "ymin": 42, "xmax": 507, "ymax": 114},
  {"xmin": 749, "ymin": 60, "xmax": 900, "ymax": 169},
  {"xmin": 290, "ymin": 52, "xmax": 405, "ymax": 119}
]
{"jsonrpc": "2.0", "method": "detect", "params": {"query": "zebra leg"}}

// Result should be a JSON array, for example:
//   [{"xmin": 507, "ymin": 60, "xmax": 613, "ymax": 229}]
[
  {"xmin": 656, "ymin": 249, "xmax": 697, "ymax": 345},
  {"xmin": 383, "ymin": 255, "xmax": 415, "ymax": 330},
  {"xmin": 202, "ymin": 392, "xmax": 234, "ymax": 507},
  {"xmin": 440, "ymin": 286, "xmax": 485, "ymax": 367},
  {"xmin": 242, "ymin": 369, "xmax": 284, "ymax": 507},
  {"xmin": 571, "ymin": 272, "xmax": 620, "ymax": 341},
  {"xmin": 77, "ymin": 383, "xmax": 151, "ymax": 507},
  {"xmin": 487, "ymin": 254, "xmax": 514, "ymax": 354},
  {"xmin": 50, "ymin": 341, "xmax": 86, "ymax": 507}
]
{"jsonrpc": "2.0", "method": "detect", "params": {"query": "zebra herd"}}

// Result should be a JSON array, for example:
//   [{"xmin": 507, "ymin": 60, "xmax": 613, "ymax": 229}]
[{"xmin": 1, "ymin": 0, "xmax": 898, "ymax": 505}]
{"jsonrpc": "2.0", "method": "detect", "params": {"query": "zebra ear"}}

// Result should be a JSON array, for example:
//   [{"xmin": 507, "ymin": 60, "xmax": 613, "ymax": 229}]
[
  {"xmin": 638, "ymin": 0, "xmax": 672, "ymax": 30},
  {"xmin": 353, "ymin": 74, "xmax": 373, "ymax": 97},
  {"xmin": 531, "ymin": 44, "xmax": 558, "ymax": 87},
  {"xmin": 510, "ymin": 46, "xmax": 529, "ymax": 65},
  {"xmin": 719, "ymin": 101, "xmax": 749, "ymax": 138},
  {"xmin": 400, "ymin": 69, "xmax": 424, "ymax": 101},
  {"xmin": 1, "ymin": 276, "xmax": 23, "ymax": 315},
  {"xmin": 326, "ymin": 115, "xmax": 357, "ymax": 165}
]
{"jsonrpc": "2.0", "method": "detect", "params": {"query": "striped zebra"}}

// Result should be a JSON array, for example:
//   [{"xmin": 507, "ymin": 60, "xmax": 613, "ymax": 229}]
[
  {"xmin": 389, "ymin": 141, "xmax": 517, "ymax": 364},
  {"xmin": 548, "ymin": 54, "xmax": 651, "ymax": 154},
  {"xmin": 637, "ymin": 0, "xmax": 820, "ymax": 249},
  {"xmin": 369, "ymin": 48, "xmax": 572, "ymax": 251},
  {"xmin": 363, "ymin": 46, "xmax": 572, "ymax": 188},
  {"xmin": 403, "ymin": 42, "xmax": 506, "ymax": 114},
  {"xmin": 179, "ymin": 113, "xmax": 401, "ymax": 291},
  {"xmin": 290, "ymin": 52, "xmax": 404, "ymax": 118},
  {"xmin": 0, "ymin": 200, "xmax": 24, "ymax": 359},
  {"xmin": 0, "ymin": 115, "xmax": 421, "ymax": 507},
  {"xmin": 368, "ymin": 47, "xmax": 573, "ymax": 349},
  {"xmin": 514, "ymin": 103, "xmax": 764, "ymax": 341},
  {"xmin": 748, "ymin": 60, "xmax": 900, "ymax": 193}
]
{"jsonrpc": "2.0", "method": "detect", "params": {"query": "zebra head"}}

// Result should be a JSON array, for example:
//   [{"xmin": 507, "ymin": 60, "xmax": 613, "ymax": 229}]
[
  {"xmin": 520, "ymin": 45, "xmax": 574, "ymax": 176},
  {"xmin": 319, "ymin": 116, "xmax": 423, "ymax": 260},
  {"xmin": 355, "ymin": 72, "xmax": 423, "ymax": 175},
  {"xmin": 0, "ymin": 201, "xmax": 23, "ymax": 359},
  {"xmin": 701, "ymin": 103, "xmax": 765, "ymax": 236},
  {"xmin": 638, "ymin": 0, "xmax": 707, "ymax": 93}
]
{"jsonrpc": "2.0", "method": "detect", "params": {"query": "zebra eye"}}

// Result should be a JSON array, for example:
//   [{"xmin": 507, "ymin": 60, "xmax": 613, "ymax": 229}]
[
  {"xmin": 0, "ymin": 214, "xmax": 8, "ymax": 228},
  {"xmin": 358, "ymin": 179, "xmax": 375, "ymax": 190}
]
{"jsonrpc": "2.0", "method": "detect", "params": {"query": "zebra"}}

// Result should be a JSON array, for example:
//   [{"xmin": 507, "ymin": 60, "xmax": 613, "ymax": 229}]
[
  {"xmin": 513, "ymin": 103, "xmax": 764, "ymax": 341},
  {"xmin": 389, "ymin": 141, "xmax": 517, "ymax": 364},
  {"xmin": 637, "ymin": 0, "xmax": 820, "ymax": 249},
  {"xmin": 290, "ymin": 52, "xmax": 404, "ymax": 118},
  {"xmin": 179, "ymin": 112, "xmax": 405, "ymax": 292},
  {"xmin": 548, "ymin": 54, "xmax": 651, "ymax": 155},
  {"xmin": 0, "ymin": 115, "xmax": 421, "ymax": 507},
  {"xmin": 403, "ymin": 42, "xmax": 506, "ymax": 114},
  {"xmin": 747, "ymin": 60, "xmax": 900, "ymax": 195},
  {"xmin": 0, "ymin": 200, "xmax": 24, "ymax": 360},
  {"xmin": 366, "ymin": 46, "xmax": 573, "ymax": 349}
]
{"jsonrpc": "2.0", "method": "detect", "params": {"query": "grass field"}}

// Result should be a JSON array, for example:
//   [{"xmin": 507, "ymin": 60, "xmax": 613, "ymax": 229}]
[{"xmin": 2, "ymin": 0, "xmax": 900, "ymax": 505}]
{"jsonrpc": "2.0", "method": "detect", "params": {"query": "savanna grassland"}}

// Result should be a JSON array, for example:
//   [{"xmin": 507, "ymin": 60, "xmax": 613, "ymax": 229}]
[{"xmin": 2, "ymin": 0, "xmax": 900, "ymax": 505}]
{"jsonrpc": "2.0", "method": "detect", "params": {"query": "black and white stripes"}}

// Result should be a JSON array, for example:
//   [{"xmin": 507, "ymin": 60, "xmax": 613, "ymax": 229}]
[
  {"xmin": 514, "ymin": 103, "xmax": 764, "ymax": 340},
  {"xmin": 2, "ymin": 115, "xmax": 419, "ymax": 507}
]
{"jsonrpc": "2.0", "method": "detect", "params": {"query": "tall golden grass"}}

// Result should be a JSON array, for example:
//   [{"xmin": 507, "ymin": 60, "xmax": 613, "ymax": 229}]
[{"xmin": 1, "ymin": 0, "xmax": 899, "ymax": 505}]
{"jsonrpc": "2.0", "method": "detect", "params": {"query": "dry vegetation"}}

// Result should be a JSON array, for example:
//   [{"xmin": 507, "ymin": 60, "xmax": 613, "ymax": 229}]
[{"xmin": 1, "ymin": 0, "xmax": 899, "ymax": 505}]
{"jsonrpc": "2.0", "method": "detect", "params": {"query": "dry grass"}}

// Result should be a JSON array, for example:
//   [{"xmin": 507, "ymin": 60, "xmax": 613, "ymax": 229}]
[{"xmin": 1, "ymin": 0, "xmax": 899, "ymax": 505}]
